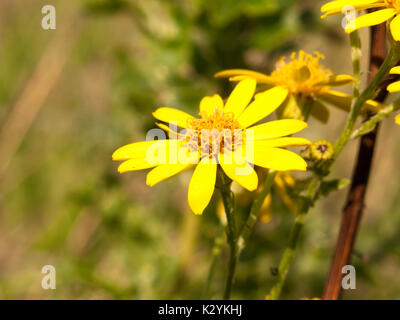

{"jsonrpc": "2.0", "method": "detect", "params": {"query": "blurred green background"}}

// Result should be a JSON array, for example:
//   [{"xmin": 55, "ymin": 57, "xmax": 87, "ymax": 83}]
[{"xmin": 0, "ymin": 0, "xmax": 400, "ymax": 299}]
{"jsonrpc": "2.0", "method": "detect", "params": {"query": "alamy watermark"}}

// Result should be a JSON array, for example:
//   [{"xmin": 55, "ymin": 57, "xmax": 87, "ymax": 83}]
[
  {"xmin": 41, "ymin": 5, "xmax": 56, "ymax": 30},
  {"xmin": 41, "ymin": 265, "xmax": 56, "ymax": 290},
  {"xmin": 342, "ymin": 265, "xmax": 356, "ymax": 290},
  {"xmin": 341, "ymin": 6, "xmax": 356, "ymax": 31}
]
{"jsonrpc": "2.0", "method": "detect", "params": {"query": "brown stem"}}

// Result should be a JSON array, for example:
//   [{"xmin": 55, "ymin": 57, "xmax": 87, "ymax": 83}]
[{"xmin": 322, "ymin": 20, "xmax": 387, "ymax": 300}]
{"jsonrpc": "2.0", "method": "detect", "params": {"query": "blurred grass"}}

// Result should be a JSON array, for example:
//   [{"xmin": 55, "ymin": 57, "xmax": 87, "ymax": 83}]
[{"xmin": 0, "ymin": 0, "xmax": 400, "ymax": 299}]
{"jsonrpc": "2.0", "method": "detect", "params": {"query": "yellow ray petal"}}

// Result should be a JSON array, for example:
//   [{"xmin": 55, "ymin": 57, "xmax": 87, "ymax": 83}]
[
  {"xmin": 317, "ymin": 90, "xmax": 352, "ymax": 112},
  {"xmin": 238, "ymin": 86, "xmax": 288, "ymax": 128},
  {"xmin": 215, "ymin": 69, "xmax": 275, "ymax": 84},
  {"xmin": 115, "ymin": 139, "xmax": 186, "ymax": 167},
  {"xmin": 188, "ymin": 158, "xmax": 217, "ymax": 215},
  {"xmin": 321, "ymin": 0, "xmax": 385, "ymax": 17},
  {"xmin": 113, "ymin": 140, "xmax": 165, "ymax": 161},
  {"xmin": 249, "ymin": 147, "xmax": 307, "ymax": 171},
  {"xmin": 345, "ymin": 9, "xmax": 396, "ymax": 33},
  {"xmin": 316, "ymin": 74, "xmax": 355, "ymax": 87},
  {"xmin": 153, "ymin": 107, "xmax": 195, "ymax": 128},
  {"xmin": 146, "ymin": 163, "xmax": 191, "ymax": 187},
  {"xmin": 219, "ymin": 153, "xmax": 258, "ymax": 191},
  {"xmin": 117, "ymin": 158, "xmax": 157, "ymax": 173},
  {"xmin": 223, "ymin": 78, "xmax": 256, "ymax": 117},
  {"xmin": 310, "ymin": 100, "xmax": 330, "ymax": 123},
  {"xmin": 254, "ymin": 137, "xmax": 311, "ymax": 148},
  {"xmin": 362, "ymin": 99, "xmax": 385, "ymax": 113},
  {"xmin": 258, "ymin": 194, "xmax": 273, "ymax": 223},
  {"xmin": 156, "ymin": 122, "xmax": 181, "ymax": 139},
  {"xmin": 246, "ymin": 119, "xmax": 308, "ymax": 140},
  {"xmin": 395, "ymin": 114, "xmax": 400, "ymax": 125},
  {"xmin": 200, "ymin": 94, "xmax": 224, "ymax": 117},
  {"xmin": 322, "ymin": 3, "xmax": 387, "ymax": 18},
  {"xmin": 390, "ymin": 66, "xmax": 400, "ymax": 74},
  {"xmin": 387, "ymin": 80, "xmax": 400, "ymax": 92},
  {"xmin": 228, "ymin": 75, "xmax": 258, "ymax": 82},
  {"xmin": 390, "ymin": 14, "xmax": 400, "ymax": 41}
]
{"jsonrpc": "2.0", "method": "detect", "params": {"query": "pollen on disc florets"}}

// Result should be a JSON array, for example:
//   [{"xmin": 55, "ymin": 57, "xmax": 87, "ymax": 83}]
[
  {"xmin": 270, "ymin": 50, "xmax": 333, "ymax": 97},
  {"xmin": 186, "ymin": 108, "xmax": 243, "ymax": 158},
  {"xmin": 385, "ymin": 0, "xmax": 400, "ymax": 11}
]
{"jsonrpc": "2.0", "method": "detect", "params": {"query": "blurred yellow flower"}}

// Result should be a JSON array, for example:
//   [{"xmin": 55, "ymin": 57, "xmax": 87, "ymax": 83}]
[
  {"xmin": 303, "ymin": 140, "xmax": 334, "ymax": 161},
  {"xmin": 113, "ymin": 79, "xmax": 311, "ymax": 215},
  {"xmin": 396, "ymin": 113, "xmax": 400, "ymax": 124},
  {"xmin": 258, "ymin": 172, "xmax": 299, "ymax": 221},
  {"xmin": 388, "ymin": 66, "xmax": 400, "ymax": 92},
  {"xmin": 386, "ymin": 67, "xmax": 400, "ymax": 125},
  {"xmin": 217, "ymin": 171, "xmax": 298, "ymax": 224},
  {"xmin": 321, "ymin": 0, "xmax": 400, "ymax": 40},
  {"xmin": 215, "ymin": 50, "xmax": 355, "ymax": 122}
]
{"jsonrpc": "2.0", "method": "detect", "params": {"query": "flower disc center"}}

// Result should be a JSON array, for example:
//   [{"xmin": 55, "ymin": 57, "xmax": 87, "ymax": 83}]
[
  {"xmin": 271, "ymin": 50, "xmax": 332, "ymax": 96},
  {"xmin": 187, "ymin": 108, "xmax": 243, "ymax": 157},
  {"xmin": 386, "ymin": 0, "xmax": 400, "ymax": 11}
]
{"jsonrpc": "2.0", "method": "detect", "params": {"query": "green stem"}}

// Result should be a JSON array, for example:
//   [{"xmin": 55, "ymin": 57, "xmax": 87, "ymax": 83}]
[
  {"xmin": 217, "ymin": 169, "xmax": 238, "ymax": 300},
  {"xmin": 266, "ymin": 34, "xmax": 400, "ymax": 300},
  {"xmin": 239, "ymin": 170, "xmax": 276, "ymax": 248},
  {"xmin": 267, "ymin": 43, "xmax": 400, "ymax": 300},
  {"xmin": 223, "ymin": 232, "xmax": 238, "ymax": 300},
  {"xmin": 351, "ymin": 100, "xmax": 400, "ymax": 139},
  {"xmin": 350, "ymin": 31, "xmax": 361, "ymax": 98},
  {"xmin": 332, "ymin": 45, "xmax": 400, "ymax": 160},
  {"xmin": 202, "ymin": 223, "xmax": 225, "ymax": 299},
  {"xmin": 268, "ymin": 178, "xmax": 320, "ymax": 300}
]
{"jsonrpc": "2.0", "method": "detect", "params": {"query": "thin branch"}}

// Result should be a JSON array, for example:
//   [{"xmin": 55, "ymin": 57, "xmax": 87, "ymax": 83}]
[
  {"xmin": 322, "ymin": 18, "xmax": 387, "ymax": 300},
  {"xmin": 351, "ymin": 101, "xmax": 400, "ymax": 139}
]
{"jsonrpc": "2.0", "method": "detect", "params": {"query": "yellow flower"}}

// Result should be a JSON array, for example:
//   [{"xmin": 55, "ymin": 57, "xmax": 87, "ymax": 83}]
[
  {"xmin": 387, "ymin": 67, "xmax": 400, "ymax": 125},
  {"xmin": 215, "ymin": 50, "xmax": 355, "ymax": 122},
  {"xmin": 388, "ymin": 66, "xmax": 400, "ymax": 92},
  {"xmin": 273, "ymin": 172, "xmax": 298, "ymax": 215},
  {"xmin": 303, "ymin": 140, "xmax": 334, "ymax": 161},
  {"xmin": 112, "ymin": 79, "xmax": 311, "ymax": 215},
  {"xmin": 321, "ymin": 0, "xmax": 400, "ymax": 40},
  {"xmin": 258, "ymin": 172, "xmax": 299, "ymax": 221}
]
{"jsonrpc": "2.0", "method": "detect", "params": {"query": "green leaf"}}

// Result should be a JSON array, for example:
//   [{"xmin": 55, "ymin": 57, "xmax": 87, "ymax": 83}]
[{"xmin": 319, "ymin": 179, "xmax": 351, "ymax": 198}]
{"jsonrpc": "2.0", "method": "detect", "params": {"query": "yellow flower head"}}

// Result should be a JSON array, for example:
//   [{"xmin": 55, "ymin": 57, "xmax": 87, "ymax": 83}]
[
  {"xmin": 303, "ymin": 140, "xmax": 334, "ymax": 161},
  {"xmin": 388, "ymin": 66, "xmax": 400, "ymax": 92},
  {"xmin": 387, "ymin": 66, "xmax": 400, "ymax": 125},
  {"xmin": 321, "ymin": 0, "xmax": 400, "ymax": 41},
  {"xmin": 215, "ymin": 50, "xmax": 355, "ymax": 122},
  {"xmin": 113, "ymin": 79, "xmax": 311, "ymax": 215},
  {"xmin": 271, "ymin": 51, "xmax": 335, "ymax": 96}
]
